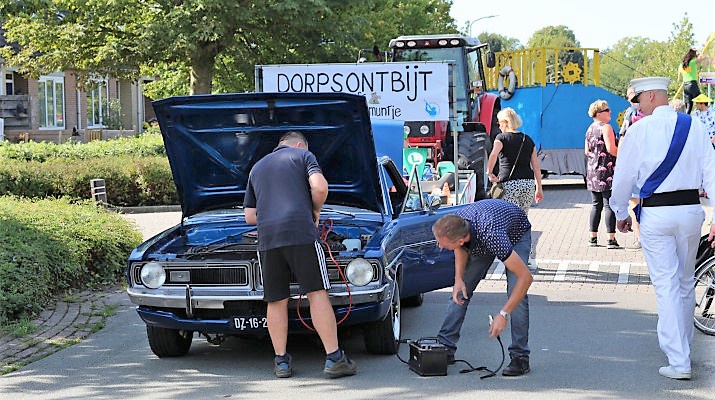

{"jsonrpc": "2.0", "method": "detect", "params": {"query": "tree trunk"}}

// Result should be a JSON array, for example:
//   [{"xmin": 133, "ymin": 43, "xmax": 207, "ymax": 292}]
[{"xmin": 189, "ymin": 45, "xmax": 219, "ymax": 95}]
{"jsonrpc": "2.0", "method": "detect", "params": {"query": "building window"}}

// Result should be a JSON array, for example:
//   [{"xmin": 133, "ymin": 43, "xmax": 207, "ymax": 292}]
[
  {"xmin": 5, "ymin": 73, "xmax": 13, "ymax": 95},
  {"xmin": 87, "ymin": 79, "xmax": 109, "ymax": 128},
  {"xmin": 38, "ymin": 75, "xmax": 65, "ymax": 129}
]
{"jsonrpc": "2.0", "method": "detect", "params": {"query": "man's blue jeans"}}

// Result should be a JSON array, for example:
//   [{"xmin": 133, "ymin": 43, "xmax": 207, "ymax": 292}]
[{"xmin": 437, "ymin": 230, "xmax": 531, "ymax": 359}]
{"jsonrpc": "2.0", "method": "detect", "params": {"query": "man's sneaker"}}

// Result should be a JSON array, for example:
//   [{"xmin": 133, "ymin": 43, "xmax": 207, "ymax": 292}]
[
  {"xmin": 324, "ymin": 352, "xmax": 357, "ymax": 378},
  {"xmin": 274, "ymin": 353, "xmax": 292, "ymax": 378},
  {"xmin": 502, "ymin": 356, "xmax": 530, "ymax": 376},
  {"xmin": 589, "ymin": 237, "xmax": 598, "ymax": 247},
  {"xmin": 447, "ymin": 353, "xmax": 455, "ymax": 365},
  {"xmin": 658, "ymin": 365, "xmax": 691, "ymax": 380},
  {"xmin": 607, "ymin": 239, "xmax": 621, "ymax": 249}
]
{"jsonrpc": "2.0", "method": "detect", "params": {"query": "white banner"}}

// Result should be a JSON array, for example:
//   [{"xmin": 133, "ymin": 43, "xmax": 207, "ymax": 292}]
[
  {"xmin": 260, "ymin": 63, "xmax": 450, "ymax": 121},
  {"xmin": 700, "ymin": 72, "xmax": 715, "ymax": 85}
]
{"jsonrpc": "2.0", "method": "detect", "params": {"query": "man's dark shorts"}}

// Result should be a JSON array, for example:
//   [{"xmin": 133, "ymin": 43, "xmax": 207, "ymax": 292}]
[{"xmin": 259, "ymin": 241, "xmax": 330, "ymax": 302}]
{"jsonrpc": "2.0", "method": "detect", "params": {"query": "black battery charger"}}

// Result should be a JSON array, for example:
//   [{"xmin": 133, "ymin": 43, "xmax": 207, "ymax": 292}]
[{"xmin": 407, "ymin": 337, "xmax": 449, "ymax": 376}]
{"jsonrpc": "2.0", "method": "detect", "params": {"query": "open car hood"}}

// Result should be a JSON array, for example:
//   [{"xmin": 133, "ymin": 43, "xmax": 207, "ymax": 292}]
[{"xmin": 153, "ymin": 92, "xmax": 383, "ymax": 218}]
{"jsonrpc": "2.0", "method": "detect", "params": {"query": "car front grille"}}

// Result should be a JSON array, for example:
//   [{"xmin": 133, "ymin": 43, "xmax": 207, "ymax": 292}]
[
  {"xmin": 132, "ymin": 258, "xmax": 380, "ymax": 289},
  {"xmin": 132, "ymin": 262, "xmax": 252, "ymax": 287}
]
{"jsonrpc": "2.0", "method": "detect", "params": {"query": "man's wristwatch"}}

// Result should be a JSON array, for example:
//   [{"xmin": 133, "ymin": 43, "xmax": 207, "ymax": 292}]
[{"xmin": 499, "ymin": 310, "xmax": 510, "ymax": 320}]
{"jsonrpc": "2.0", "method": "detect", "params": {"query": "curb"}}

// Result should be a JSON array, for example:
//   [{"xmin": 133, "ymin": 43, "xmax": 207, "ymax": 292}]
[{"xmin": 112, "ymin": 205, "xmax": 182, "ymax": 214}]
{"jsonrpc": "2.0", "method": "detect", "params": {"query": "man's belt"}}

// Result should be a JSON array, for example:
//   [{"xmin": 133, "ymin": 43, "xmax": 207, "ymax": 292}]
[{"xmin": 641, "ymin": 189, "xmax": 700, "ymax": 207}]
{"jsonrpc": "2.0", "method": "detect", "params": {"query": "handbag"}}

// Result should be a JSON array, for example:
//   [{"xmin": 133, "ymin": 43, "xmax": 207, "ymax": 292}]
[
  {"xmin": 488, "ymin": 182, "xmax": 505, "ymax": 199},
  {"xmin": 489, "ymin": 134, "xmax": 526, "ymax": 199}
]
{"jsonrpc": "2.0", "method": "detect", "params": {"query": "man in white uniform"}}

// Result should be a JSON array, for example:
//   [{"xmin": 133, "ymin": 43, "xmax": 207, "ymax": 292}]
[{"xmin": 611, "ymin": 77, "xmax": 715, "ymax": 380}]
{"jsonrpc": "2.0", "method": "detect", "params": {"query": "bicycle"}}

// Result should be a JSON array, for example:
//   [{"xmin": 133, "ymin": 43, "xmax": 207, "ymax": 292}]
[{"xmin": 694, "ymin": 235, "xmax": 715, "ymax": 335}]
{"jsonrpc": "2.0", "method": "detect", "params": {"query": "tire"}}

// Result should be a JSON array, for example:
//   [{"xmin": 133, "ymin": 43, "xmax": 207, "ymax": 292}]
[
  {"xmin": 364, "ymin": 283, "xmax": 401, "ymax": 354},
  {"xmin": 456, "ymin": 132, "xmax": 489, "ymax": 201},
  {"xmin": 402, "ymin": 292, "xmax": 424, "ymax": 308},
  {"xmin": 146, "ymin": 325, "xmax": 193, "ymax": 357},
  {"xmin": 694, "ymin": 259, "xmax": 715, "ymax": 336}
]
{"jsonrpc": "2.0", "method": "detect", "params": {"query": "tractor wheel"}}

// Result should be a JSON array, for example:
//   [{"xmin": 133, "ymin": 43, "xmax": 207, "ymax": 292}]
[{"xmin": 457, "ymin": 132, "xmax": 489, "ymax": 201}]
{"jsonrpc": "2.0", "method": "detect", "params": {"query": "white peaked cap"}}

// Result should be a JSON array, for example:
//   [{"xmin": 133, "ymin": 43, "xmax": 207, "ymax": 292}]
[{"xmin": 629, "ymin": 77, "xmax": 670, "ymax": 101}]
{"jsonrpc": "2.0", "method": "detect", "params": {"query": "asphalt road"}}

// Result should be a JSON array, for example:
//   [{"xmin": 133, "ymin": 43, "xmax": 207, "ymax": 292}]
[
  {"xmin": 2, "ymin": 180, "xmax": 714, "ymax": 399},
  {"xmin": 0, "ymin": 287, "xmax": 713, "ymax": 400}
]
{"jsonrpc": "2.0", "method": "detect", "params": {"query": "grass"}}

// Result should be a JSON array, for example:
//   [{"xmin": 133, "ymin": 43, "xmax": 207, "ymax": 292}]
[{"xmin": 0, "ymin": 318, "xmax": 38, "ymax": 338}]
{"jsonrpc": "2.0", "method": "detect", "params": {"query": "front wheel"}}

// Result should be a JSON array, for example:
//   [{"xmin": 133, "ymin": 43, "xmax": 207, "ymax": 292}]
[
  {"xmin": 364, "ymin": 284, "xmax": 401, "ymax": 354},
  {"xmin": 146, "ymin": 325, "xmax": 193, "ymax": 357},
  {"xmin": 694, "ymin": 260, "xmax": 715, "ymax": 335}
]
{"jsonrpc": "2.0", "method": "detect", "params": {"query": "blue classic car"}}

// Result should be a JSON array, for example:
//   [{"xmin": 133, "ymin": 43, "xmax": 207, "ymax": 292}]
[{"xmin": 126, "ymin": 92, "xmax": 468, "ymax": 357}]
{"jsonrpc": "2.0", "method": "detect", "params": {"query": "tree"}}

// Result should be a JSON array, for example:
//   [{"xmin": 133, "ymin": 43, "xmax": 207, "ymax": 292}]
[
  {"xmin": 641, "ymin": 15, "xmax": 697, "ymax": 95},
  {"xmin": 526, "ymin": 25, "xmax": 583, "ymax": 83},
  {"xmin": 0, "ymin": 0, "xmax": 353, "ymax": 95},
  {"xmin": 527, "ymin": 25, "xmax": 580, "ymax": 49},
  {"xmin": 600, "ymin": 37, "xmax": 653, "ymax": 95},
  {"xmin": 598, "ymin": 14, "xmax": 700, "ymax": 98},
  {"xmin": 1, "ymin": 0, "xmax": 458, "ymax": 97},
  {"xmin": 477, "ymin": 32, "xmax": 522, "ymax": 53}
]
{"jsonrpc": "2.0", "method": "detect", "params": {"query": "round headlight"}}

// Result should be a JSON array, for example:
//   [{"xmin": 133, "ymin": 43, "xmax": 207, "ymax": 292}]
[
  {"xmin": 403, "ymin": 125, "xmax": 411, "ymax": 135},
  {"xmin": 345, "ymin": 258, "xmax": 374, "ymax": 286},
  {"xmin": 420, "ymin": 124, "xmax": 430, "ymax": 135},
  {"xmin": 140, "ymin": 262, "xmax": 166, "ymax": 289}
]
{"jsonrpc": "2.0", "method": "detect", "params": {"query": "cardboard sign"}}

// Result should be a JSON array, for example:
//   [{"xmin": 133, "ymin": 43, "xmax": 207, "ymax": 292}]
[{"xmin": 260, "ymin": 62, "xmax": 450, "ymax": 121}]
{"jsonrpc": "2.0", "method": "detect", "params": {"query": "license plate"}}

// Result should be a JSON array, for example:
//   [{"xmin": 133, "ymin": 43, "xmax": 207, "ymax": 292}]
[{"xmin": 234, "ymin": 316, "xmax": 267, "ymax": 331}]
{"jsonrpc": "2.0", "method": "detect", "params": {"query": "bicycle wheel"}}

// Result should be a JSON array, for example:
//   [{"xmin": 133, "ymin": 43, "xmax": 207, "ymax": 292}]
[{"xmin": 694, "ymin": 258, "xmax": 715, "ymax": 335}]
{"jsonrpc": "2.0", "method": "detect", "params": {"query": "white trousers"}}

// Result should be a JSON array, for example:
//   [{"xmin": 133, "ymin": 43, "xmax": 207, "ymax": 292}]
[{"xmin": 639, "ymin": 204, "xmax": 704, "ymax": 372}]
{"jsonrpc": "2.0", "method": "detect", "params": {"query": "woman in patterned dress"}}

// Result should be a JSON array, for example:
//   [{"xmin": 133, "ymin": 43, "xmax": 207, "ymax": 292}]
[
  {"xmin": 585, "ymin": 100, "xmax": 619, "ymax": 248},
  {"xmin": 486, "ymin": 107, "xmax": 543, "ymax": 213}
]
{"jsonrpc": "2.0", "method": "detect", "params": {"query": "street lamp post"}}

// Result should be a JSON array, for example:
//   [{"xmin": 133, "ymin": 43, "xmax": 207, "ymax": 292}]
[{"xmin": 467, "ymin": 15, "xmax": 498, "ymax": 38}]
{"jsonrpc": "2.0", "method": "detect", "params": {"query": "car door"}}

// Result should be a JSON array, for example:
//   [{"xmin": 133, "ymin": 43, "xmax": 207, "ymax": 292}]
[{"xmin": 382, "ymin": 162, "xmax": 466, "ymax": 297}]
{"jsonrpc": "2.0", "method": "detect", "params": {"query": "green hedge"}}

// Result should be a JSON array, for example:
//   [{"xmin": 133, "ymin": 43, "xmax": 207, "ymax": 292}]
[
  {"xmin": 0, "ymin": 129, "xmax": 178, "ymax": 207},
  {"xmin": 0, "ymin": 156, "xmax": 178, "ymax": 206},
  {"xmin": 0, "ymin": 130, "xmax": 166, "ymax": 162},
  {"xmin": 0, "ymin": 197, "xmax": 143, "ymax": 325}
]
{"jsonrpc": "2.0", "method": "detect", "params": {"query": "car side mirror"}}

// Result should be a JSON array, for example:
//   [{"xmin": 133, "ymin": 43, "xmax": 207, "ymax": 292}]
[{"xmin": 485, "ymin": 52, "xmax": 496, "ymax": 68}]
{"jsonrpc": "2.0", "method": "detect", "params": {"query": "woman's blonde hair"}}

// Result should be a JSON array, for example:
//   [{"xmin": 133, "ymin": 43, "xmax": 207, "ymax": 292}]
[
  {"xmin": 588, "ymin": 100, "xmax": 609, "ymax": 118},
  {"xmin": 496, "ymin": 107, "xmax": 523, "ymax": 130}
]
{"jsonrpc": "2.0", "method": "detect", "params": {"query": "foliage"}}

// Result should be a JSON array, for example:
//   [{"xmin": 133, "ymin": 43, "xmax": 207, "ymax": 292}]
[
  {"xmin": 477, "ymin": 32, "xmax": 522, "ymax": 52},
  {"xmin": 599, "ymin": 14, "xmax": 701, "ymax": 98},
  {"xmin": 0, "ymin": 132, "xmax": 165, "ymax": 162},
  {"xmin": 0, "ymin": 0, "xmax": 458, "ymax": 97},
  {"xmin": 641, "ymin": 16, "xmax": 696, "ymax": 93},
  {"xmin": 104, "ymin": 98, "xmax": 125, "ymax": 130},
  {"xmin": 0, "ymin": 156, "xmax": 177, "ymax": 206},
  {"xmin": 527, "ymin": 25, "xmax": 580, "ymax": 48},
  {"xmin": 600, "ymin": 37, "xmax": 653, "ymax": 95},
  {"xmin": 0, "ymin": 196, "xmax": 142, "ymax": 326}
]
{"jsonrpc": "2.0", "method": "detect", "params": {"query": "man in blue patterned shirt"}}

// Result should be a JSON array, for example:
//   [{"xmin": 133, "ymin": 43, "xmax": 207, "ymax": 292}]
[
  {"xmin": 432, "ymin": 199, "xmax": 533, "ymax": 376},
  {"xmin": 693, "ymin": 94, "xmax": 715, "ymax": 144}
]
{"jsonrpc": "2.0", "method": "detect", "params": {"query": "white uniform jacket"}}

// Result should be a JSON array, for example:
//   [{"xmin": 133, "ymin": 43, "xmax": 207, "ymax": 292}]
[{"xmin": 611, "ymin": 105, "xmax": 715, "ymax": 222}]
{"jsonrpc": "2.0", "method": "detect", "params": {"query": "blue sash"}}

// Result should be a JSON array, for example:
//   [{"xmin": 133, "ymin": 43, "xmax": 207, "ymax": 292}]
[{"xmin": 633, "ymin": 113, "xmax": 692, "ymax": 223}]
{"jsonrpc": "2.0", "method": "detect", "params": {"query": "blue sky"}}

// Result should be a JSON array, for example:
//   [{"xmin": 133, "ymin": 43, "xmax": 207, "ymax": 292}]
[{"xmin": 450, "ymin": 0, "xmax": 713, "ymax": 50}]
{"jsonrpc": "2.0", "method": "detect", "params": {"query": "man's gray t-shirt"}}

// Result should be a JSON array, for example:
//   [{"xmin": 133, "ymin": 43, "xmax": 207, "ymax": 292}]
[{"xmin": 244, "ymin": 145, "xmax": 322, "ymax": 251}]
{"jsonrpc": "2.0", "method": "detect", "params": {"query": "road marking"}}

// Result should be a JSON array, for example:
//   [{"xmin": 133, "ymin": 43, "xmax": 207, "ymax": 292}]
[
  {"xmin": 488, "ymin": 260, "xmax": 505, "ymax": 280},
  {"xmin": 554, "ymin": 261, "xmax": 569, "ymax": 281},
  {"xmin": 589, "ymin": 262, "xmax": 599, "ymax": 272},
  {"xmin": 480, "ymin": 258, "xmax": 647, "ymax": 284},
  {"xmin": 618, "ymin": 263, "xmax": 630, "ymax": 284}
]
